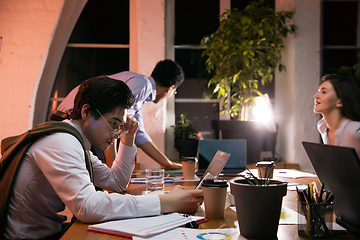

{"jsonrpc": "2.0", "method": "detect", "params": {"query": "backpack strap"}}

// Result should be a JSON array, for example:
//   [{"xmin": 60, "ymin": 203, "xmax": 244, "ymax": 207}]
[{"xmin": 0, "ymin": 121, "xmax": 92, "ymax": 238}]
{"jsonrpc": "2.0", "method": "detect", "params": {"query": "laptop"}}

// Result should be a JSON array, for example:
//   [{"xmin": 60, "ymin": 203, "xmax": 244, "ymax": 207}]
[
  {"xmin": 302, "ymin": 141, "xmax": 360, "ymax": 232},
  {"xmin": 196, "ymin": 139, "xmax": 247, "ymax": 177},
  {"xmin": 194, "ymin": 149, "xmax": 231, "ymax": 190}
]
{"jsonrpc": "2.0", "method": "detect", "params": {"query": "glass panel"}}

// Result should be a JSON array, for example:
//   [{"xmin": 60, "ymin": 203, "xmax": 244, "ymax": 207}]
[
  {"xmin": 231, "ymin": 0, "xmax": 274, "ymax": 10},
  {"xmin": 175, "ymin": 0, "xmax": 219, "ymax": 45},
  {"xmin": 53, "ymin": 47, "xmax": 129, "ymax": 98},
  {"xmin": 175, "ymin": 48, "xmax": 211, "ymax": 80},
  {"xmin": 323, "ymin": 1, "xmax": 357, "ymax": 46},
  {"xmin": 175, "ymin": 102, "xmax": 219, "ymax": 138},
  {"xmin": 175, "ymin": 78, "xmax": 209, "ymax": 99},
  {"xmin": 48, "ymin": 48, "xmax": 129, "ymax": 117},
  {"xmin": 323, "ymin": 49, "xmax": 356, "ymax": 74},
  {"xmin": 69, "ymin": 0, "xmax": 129, "ymax": 44}
]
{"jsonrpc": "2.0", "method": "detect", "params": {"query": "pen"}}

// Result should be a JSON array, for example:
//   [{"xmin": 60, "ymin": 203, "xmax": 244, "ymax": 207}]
[
  {"xmin": 326, "ymin": 192, "xmax": 334, "ymax": 203},
  {"xmin": 302, "ymin": 190, "xmax": 311, "ymax": 235},
  {"xmin": 318, "ymin": 182, "xmax": 325, "ymax": 203},
  {"xmin": 296, "ymin": 187, "xmax": 307, "ymax": 216},
  {"xmin": 314, "ymin": 192, "xmax": 319, "ymax": 203},
  {"xmin": 324, "ymin": 191, "xmax": 330, "ymax": 204},
  {"xmin": 308, "ymin": 183, "xmax": 313, "ymax": 202},
  {"xmin": 302, "ymin": 189, "xmax": 311, "ymax": 203}
]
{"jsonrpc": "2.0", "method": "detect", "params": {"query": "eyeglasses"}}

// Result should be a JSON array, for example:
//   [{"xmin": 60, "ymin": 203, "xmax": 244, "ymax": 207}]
[{"xmin": 95, "ymin": 109, "xmax": 128, "ymax": 139}]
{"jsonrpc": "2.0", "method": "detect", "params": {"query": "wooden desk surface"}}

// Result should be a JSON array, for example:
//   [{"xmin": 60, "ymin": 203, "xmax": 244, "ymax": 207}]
[{"xmin": 60, "ymin": 170, "xmax": 357, "ymax": 240}]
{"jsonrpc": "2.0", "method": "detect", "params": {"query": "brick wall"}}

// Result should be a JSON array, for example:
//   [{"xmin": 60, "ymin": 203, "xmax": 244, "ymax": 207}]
[{"xmin": 0, "ymin": 0, "xmax": 63, "ymax": 144}]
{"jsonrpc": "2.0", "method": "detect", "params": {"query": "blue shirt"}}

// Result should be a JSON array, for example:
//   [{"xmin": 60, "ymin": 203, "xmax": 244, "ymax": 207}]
[{"xmin": 57, "ymin": 71, "xmax": 157, "ymax": 146}]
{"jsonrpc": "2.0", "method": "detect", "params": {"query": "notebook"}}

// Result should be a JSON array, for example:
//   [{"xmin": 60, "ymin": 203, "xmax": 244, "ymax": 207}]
[
  {"xmin": 302, "ymin": 141, "xmax": 360, "ymax": 232},
  {"xmin": 87, "ymin": 213, "xmax": 206, "ymax": 238},
  {"xmin": 196, "ymin": 139, "xmax": 246, "ymax": 176}
]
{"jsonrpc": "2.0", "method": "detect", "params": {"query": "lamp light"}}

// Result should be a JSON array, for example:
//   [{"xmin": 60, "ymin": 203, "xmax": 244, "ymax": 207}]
[{"xmin": 253, "ymin": 94, "xmax": 276, "ymax": 133}]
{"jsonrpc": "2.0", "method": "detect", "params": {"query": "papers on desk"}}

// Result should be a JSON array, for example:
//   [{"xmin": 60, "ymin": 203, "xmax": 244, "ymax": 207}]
[
  {"xmin": 229, "ymin": 205, "xmax": 347, "ymax": 231},
  {"xmin": 130, "ymin": 177, "xmax": 175, "ymax": 184},
  {"xmin": 87, "ymin": 213, "xmax": 206, "ymax": 238},
  {"xmin": 273, "ymin": 169, "xmax": 317, "ymax": 178},
  {"xmin": 286, "ymin": 182, "xmax": 307, "ymax": 191},
  {"xmin": 242, "ymin": 169, "xmax": 317, "ymax": 179},
  {"xmin": 230, "ymin": 206, "xmax": 299, "ymax": 225},
  {"xmin": 131, "ymin": 175, "xmax": 200, "ymax": 184},
  {"xmin": 133, "ymin": 228, "xmax": 240, "ymax": 240}
]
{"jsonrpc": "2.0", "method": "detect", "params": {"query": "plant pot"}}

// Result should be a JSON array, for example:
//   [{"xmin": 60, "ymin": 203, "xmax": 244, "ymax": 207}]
[
  {"xmin": 230, "ymin": 179, "xmax": 287, "ymax": 239},
  {"xmin": 175, "ymin": 139, "xmax": 198, "ymax": 159}
]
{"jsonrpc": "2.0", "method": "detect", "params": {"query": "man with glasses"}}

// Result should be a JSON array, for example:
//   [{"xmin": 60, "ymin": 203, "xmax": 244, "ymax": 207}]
[
  {"xmin": 2, "ymin": 76, "xmax": 203, "ymax": 239},
  {"xmin": 51, "ymin": 60, "xmax": 184, "ymax": 170}
]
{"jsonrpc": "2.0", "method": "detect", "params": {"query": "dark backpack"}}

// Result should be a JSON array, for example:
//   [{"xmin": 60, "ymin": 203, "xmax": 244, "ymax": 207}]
[{"xmin": 0, "ymin": 121, "xmax": 93, "ymax": 239}]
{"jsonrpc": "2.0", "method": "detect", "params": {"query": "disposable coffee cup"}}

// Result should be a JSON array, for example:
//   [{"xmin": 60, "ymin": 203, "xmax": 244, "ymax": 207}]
[
  {"xmin": 181, "ymin": 157, "xmax": 197, "ymax": 180},
  {"xmin": 202, "ymin": 179, "xmax": 228, "ymax": 218},
  {"xmin": 256, "ymin": 161, "xmax": 275, "ymax": 179},
  {"xmin": 145, "ymin": 169, "xmax": 164, "ymax": 192}
]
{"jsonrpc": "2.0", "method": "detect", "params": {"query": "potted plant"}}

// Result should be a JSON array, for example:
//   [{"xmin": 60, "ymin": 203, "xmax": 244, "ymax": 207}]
[
  {"xmin": 199, "ymin": 0, "xmax": 296, "ymax": 163},
  {"xmin": 230, "ymin": 161, "xmax": 287, "ymax": 239},
  {"xmin": 200, "ymin": 0, "xmax": 297, "ymax": 120},
  {"xmin": 171, "ymin": 114, "xmax": 199, "ymax": 159}
]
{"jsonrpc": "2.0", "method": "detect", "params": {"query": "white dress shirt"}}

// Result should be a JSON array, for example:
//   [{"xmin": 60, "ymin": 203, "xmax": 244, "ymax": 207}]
[
  {"xmin": 317, "ymin": 118, "xmax": 360, "ymax": 157},
  {"xmin": 5, "ymin": 120, "xmax": 160, "ymax": 239}
]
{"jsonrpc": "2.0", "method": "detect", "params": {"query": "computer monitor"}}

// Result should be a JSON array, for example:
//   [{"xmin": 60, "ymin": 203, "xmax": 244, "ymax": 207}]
[{"xmin": 302, "ymin": 141, "xmax": 360, "ymax": 232}]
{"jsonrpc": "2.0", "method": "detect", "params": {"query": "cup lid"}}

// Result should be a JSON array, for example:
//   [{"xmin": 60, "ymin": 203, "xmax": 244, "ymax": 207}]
[
  {"xmin": 201, "ymin": 179, "xmax": 228, "ymax": 188},
  {"xmin": 256, "ymin": 161, "xmax": 275, "ymax": 167},
  {"xmin": 180, "ymin": 157, "xmax": 198, "ymax": 162}
]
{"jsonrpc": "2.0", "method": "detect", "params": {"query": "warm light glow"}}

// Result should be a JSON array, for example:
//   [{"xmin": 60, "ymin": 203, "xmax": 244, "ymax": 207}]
[
  {"xmin": 253, "ymin": 94, "xmax": 276, "ymax": 133},
  {"xmin": 51, "ymin": 90, "xmax": 58, "ymax": 113}
]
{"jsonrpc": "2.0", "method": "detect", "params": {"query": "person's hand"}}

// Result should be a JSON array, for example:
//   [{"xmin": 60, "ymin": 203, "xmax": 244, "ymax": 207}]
[
  {"xmin": 167, "ymin": 161, "xmax": 182, "ymax": 170},
  {"xmin": 120, "ymin": 114, "xmax": 139, "ymax": 147},
  {"xmin": 122, "ymin": 114, "xmax": 139, "ymax": 137},
  {"xmin": 158, "ymin": 185, "xmax": 203, "ymax": 214}
]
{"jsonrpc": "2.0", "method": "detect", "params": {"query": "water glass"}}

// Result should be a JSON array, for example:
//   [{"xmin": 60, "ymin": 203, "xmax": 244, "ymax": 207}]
[{"xmin": 145, "ymin": 169, "xmax": 165, "ymax": 192}]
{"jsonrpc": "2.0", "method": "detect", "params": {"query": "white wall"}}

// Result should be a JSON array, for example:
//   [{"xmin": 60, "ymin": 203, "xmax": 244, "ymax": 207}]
[{"xmin": 275, "ymin": 0, "xmax": 321, "ymax": 172}]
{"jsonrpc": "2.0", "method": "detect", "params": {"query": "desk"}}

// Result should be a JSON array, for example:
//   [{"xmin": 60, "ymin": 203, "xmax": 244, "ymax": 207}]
[{"xmin": 60, "ymin": 170, "xmax": 356, "ymax": 240}]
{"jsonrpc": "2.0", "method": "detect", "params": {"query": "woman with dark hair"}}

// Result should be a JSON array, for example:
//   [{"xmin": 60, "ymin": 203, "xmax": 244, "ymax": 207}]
[{"xmin": 313, "ymin": 74, "xmax": 360, "ymax": 157}]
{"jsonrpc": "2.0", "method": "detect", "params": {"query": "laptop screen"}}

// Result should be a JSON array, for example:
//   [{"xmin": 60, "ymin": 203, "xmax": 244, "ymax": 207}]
[
  {"xmin": 197, "ymin": 139, "xmax": 246, "ymax": 176},
  {"xmin": 194, "ymin": 149, "xmax": 231, "ymax": 189},
  {"xmin": 302, "ymin": 141, "xmax": 360, "ymax": 232}
]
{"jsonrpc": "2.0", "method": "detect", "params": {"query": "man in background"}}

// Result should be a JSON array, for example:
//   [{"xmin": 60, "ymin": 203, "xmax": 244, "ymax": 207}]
[{"xmin": 51, "ymin": 59, "xmax": 184, "ymax": 169}]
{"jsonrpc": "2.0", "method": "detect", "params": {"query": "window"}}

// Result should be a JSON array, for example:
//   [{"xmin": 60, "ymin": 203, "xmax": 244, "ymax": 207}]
[
  {"xmin": 322, "ymin": 0, "xmax": 358, "ymax": 74},
  {"xmin": 47, "ymin": 0, "xmax": 129, "ymax": 118},
  {"xmin": 174, "ymin": 0, "xmax": 275, "ymax": 138},
  {"xmin": 174, "ymin": 0, "xmax": 219, "ymax": 136}
]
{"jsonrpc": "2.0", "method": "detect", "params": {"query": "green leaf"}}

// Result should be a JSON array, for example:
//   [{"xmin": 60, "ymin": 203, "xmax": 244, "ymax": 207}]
[
  {"xmin": 198, "ymin": 0, "xmax": 297, "ymax": 118},
  {"xmin": 259, "ymin": 29, "xmax": 263, "ymax": 37},
  {"xmin": 244, "ymin": 58, "xmax": 250, "ymax": 67}
]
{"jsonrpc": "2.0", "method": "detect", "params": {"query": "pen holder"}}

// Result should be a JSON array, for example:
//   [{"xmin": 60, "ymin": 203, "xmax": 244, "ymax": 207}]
[{"xmin": 297, "ymin": 200, "xmax": 333, "ymax": 239}]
